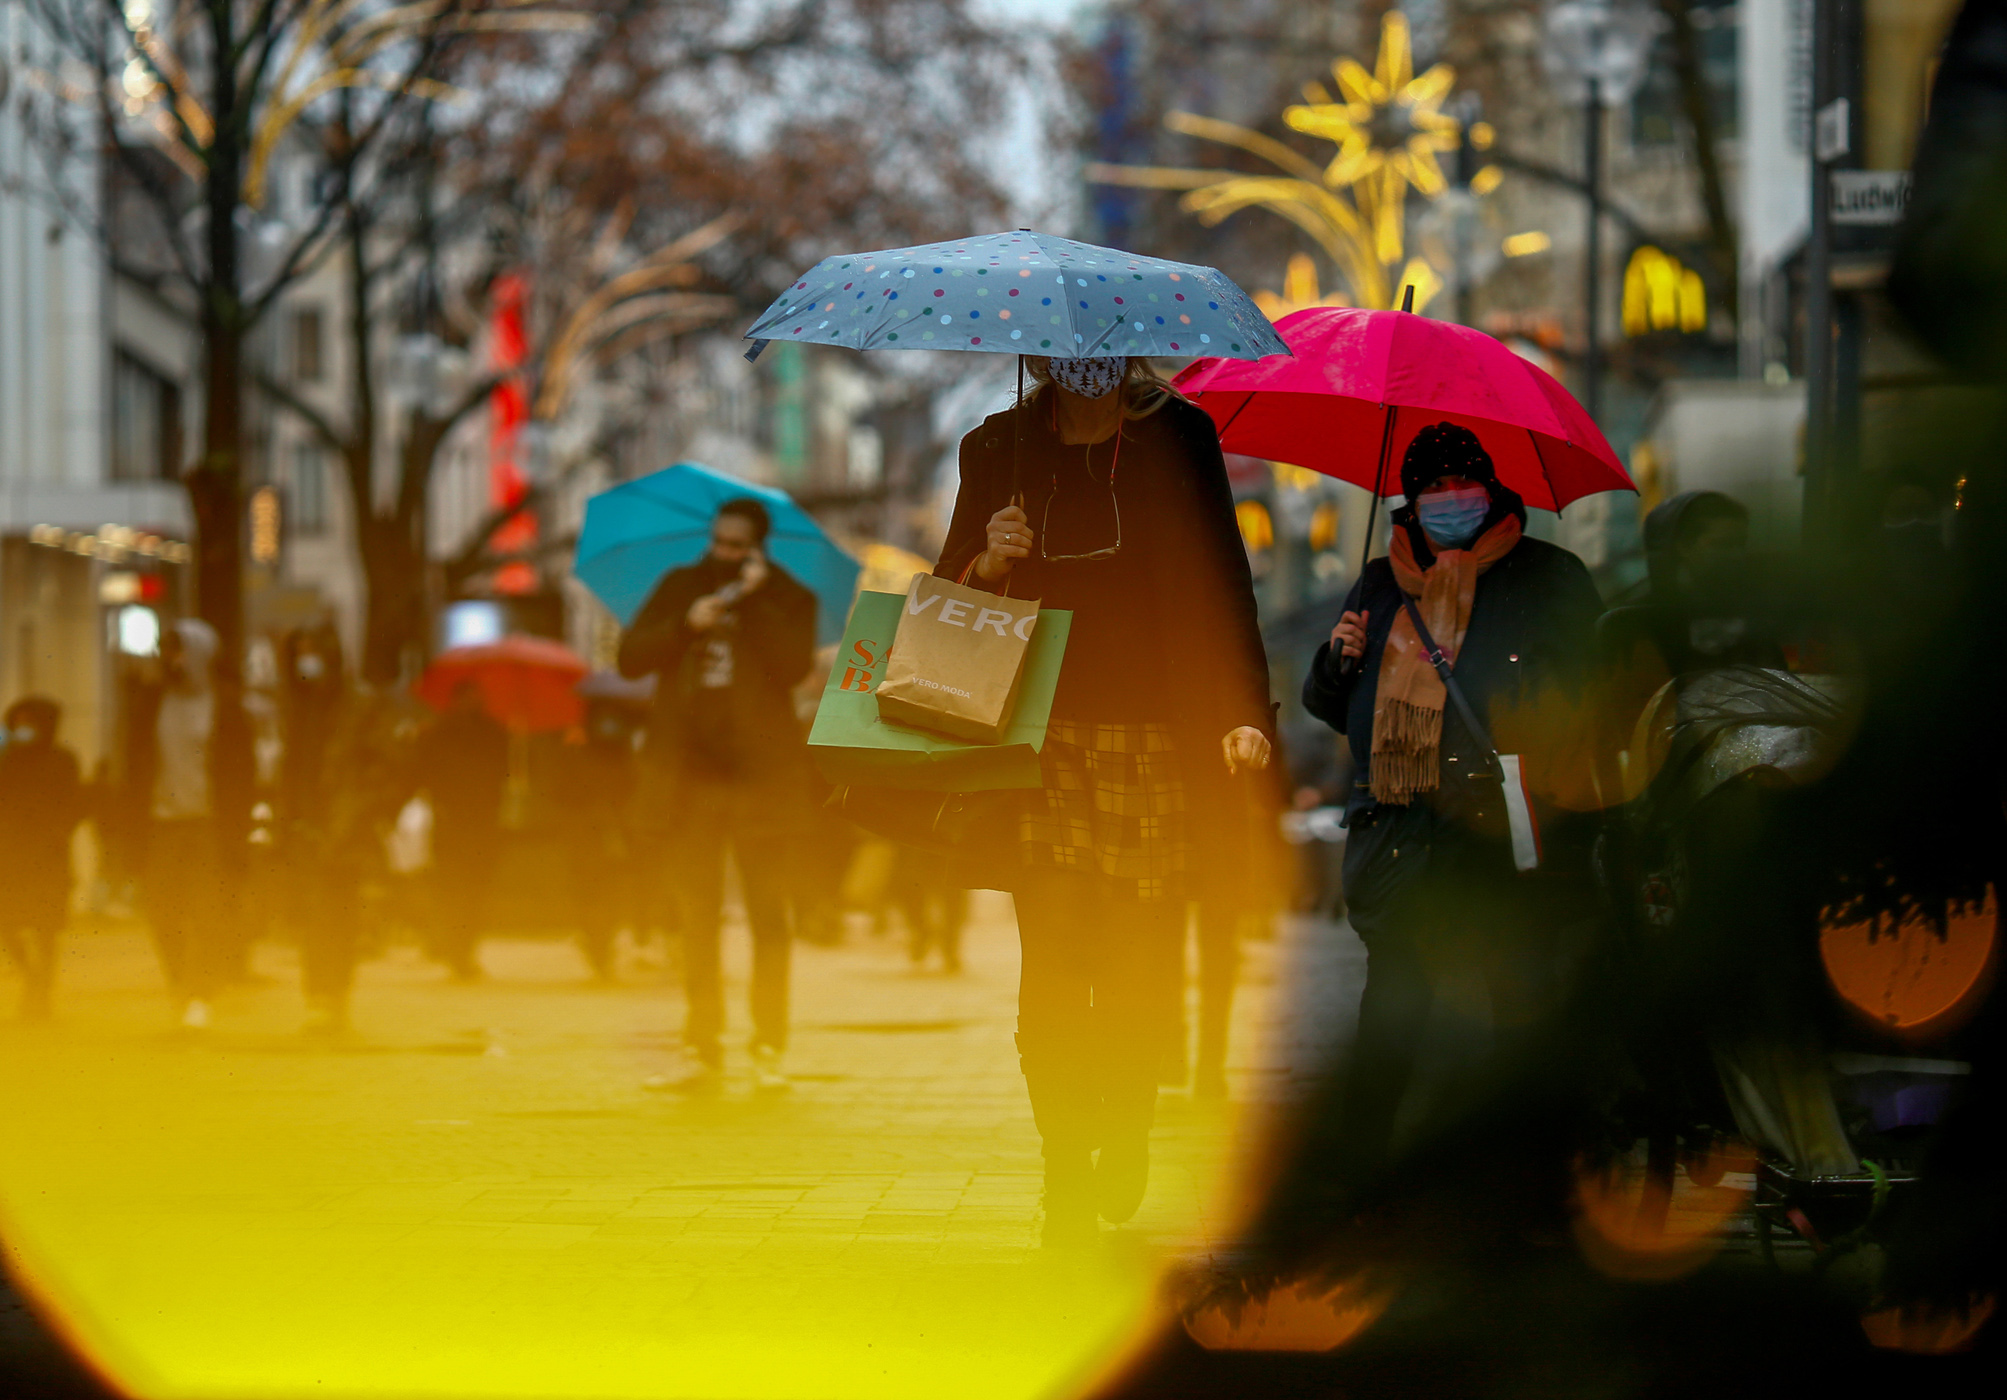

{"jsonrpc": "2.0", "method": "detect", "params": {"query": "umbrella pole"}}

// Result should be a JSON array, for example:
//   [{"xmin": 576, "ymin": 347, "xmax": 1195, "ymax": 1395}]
[
  {"xmin": 1355, "ymin": 287, "xmax": 1410, "ymax": 587},
  {"xmin": 1012, "ymin": 354, "xmax": 1025, "ymax": 503},
  {"xmin": 1341, "ymin": 403, "xmax": 1398, "ymax": 677}
]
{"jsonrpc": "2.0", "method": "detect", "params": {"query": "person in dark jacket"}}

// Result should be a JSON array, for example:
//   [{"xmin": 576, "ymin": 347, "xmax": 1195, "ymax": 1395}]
[
  {"xmin": 619, "ymin": 497, "xmax": 817, "ymax": 1090},
  {"xmin": 936, "ymin": 355, "xmax": 1273, "ymax": 1245},
  {"xmin": 126, "ymin": 618, "xmax": 257, "ymax": 1029},
  {"xmin": 553, "ymin": 698, "xmax": 640, "ymax": 981},
  {"xmin": 412, "ymin": 681, "xmax": 509, "ymax": 980},
  {"xmin": 295, "ymin": 688, "xmax": 411, "ymax": 1034},
  {"xmin": 0, "ymin": 697, "xmax": 85, "ymax": 1018},
  {"xmin": 1598, "ymin": 492, "xmax": 1788, "ymax": 739},
  {"xmin": 280, "ymin": 621, "xmax": 345, "ymax": 829},
  {"xmin": 1295, "ymin": 422, "xmax": 1604, "ymax": 1193}
]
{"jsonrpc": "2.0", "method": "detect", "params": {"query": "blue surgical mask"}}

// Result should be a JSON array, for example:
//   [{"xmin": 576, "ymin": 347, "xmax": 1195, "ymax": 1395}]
[{"xmin": 1415, "ymin": 486, "xmax": 1491, "ymax": 550}]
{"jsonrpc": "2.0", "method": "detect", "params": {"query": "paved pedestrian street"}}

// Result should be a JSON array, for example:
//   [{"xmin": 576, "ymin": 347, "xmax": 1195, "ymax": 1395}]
[{"xmin": 0, "ymin": 898, "xmax": 1359, "ymax": 1400}]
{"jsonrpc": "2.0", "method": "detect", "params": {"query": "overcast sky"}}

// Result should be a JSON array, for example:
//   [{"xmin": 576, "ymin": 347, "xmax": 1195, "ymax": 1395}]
[{"xmin": 969, "ymin": 0, "xmax": 1097, "ymax": 228}]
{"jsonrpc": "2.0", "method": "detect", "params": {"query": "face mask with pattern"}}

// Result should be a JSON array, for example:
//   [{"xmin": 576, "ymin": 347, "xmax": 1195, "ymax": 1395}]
[{"xmin": 1047, "ymin": 356, "xmax": 1126, "ymax": 399}]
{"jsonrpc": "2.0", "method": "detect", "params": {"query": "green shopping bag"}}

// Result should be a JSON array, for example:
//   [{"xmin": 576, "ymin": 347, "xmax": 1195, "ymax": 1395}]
[{"xmin": 809, "ymin": 590, "xmax": 1072, "ymax": 792}]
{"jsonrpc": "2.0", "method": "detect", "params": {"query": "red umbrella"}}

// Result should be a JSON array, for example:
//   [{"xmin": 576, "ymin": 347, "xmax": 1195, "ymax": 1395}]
[
  {"xmin": 1173, "ymin": 305, "xmax": 1635, "ymax": 514},
  {"xmin": 416, "ymin": 635, "xmax": 590, "ymax": 733}
]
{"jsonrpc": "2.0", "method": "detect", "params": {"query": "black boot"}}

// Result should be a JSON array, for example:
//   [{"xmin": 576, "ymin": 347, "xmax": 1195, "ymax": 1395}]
[
  {"xmin": 1095, "ymin": 1077, "xmax": 1157, "ymax": 1224},
  {"xmin": 1018, "ymin": 1034, "xmax": 1099, "ymax": 1247}
]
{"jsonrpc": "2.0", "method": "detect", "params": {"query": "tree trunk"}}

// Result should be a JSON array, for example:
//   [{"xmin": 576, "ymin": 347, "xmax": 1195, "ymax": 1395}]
[
  {"xmin": 358, "ymin": 520, "xmax": 431, "ymax": 684},
  {"xmin": 190, "ymin": 317, "xmax": 243, "ymax": 669},
  {"xmin": 1661, "ymin": 0, "xmax": 1738, "ymax": 319},
  {"xmin": 194, "ymin": 7, "xmax": 245, "ymax": 670}
]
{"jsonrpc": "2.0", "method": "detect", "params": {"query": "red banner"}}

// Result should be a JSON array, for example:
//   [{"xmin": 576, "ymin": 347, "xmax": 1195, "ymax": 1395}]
[{"xmin": 488, "ymin": 273, "xmax": 536, "ymax": 594}]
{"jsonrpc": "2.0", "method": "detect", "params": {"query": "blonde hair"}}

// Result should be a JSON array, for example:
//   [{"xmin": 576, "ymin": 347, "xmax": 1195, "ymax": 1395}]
[{"xmin": 1022, "ymin": 356, "xmax": 1188, "ymax": 420}]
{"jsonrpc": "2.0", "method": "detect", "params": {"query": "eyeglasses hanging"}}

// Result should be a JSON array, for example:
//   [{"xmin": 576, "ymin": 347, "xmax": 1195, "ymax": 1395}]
[{"xmin": 1038, "ymin": 408, "xmax": 1124, "ymax": 563}]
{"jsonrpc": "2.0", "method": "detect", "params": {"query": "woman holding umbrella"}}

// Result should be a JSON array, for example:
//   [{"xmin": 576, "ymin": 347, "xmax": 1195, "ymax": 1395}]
[
  {"xmin": 1295, "ymin": 423, "xmax": 1606, "ymax": 1198},
  {"xmin": 937, "ymin": 354, "xmax": 1274, "ymax": 1246}
]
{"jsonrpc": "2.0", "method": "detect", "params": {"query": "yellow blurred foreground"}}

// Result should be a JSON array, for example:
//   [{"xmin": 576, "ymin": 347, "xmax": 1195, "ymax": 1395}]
[{"xmin": 0, "ymin": 897, "xmax": 1311, "ymax": 1400}]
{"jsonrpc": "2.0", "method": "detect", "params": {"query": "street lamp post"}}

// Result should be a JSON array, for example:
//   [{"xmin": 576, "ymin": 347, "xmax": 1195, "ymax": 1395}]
[
  {"xmin": 1583, "ymin": 74, "xmax": 1603, "ymax": 422},
  {"xmin": 1543, "ymin": 1, "xmax": 1662, "ymax": 427}
]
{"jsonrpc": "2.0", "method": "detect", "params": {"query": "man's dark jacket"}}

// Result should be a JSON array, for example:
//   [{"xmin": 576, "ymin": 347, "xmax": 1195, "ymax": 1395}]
[{"xmin": 617, "ymin": 557, "xmax": 816, "ymax": 789}]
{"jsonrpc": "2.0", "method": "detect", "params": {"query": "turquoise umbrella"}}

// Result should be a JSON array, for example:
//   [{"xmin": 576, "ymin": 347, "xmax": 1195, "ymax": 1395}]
[
  {"xmin": 574, "ymin": 463, "xmax": 860, "ymax": 647},
  {"xmin": 743, "ymin": 229, "xmax": 1289, "ymax": 362}
]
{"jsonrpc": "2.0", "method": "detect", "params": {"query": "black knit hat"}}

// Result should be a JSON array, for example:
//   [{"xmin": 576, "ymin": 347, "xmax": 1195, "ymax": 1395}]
[{"xmin": 1399, "ymin": 422, "xmax": 1498, "ymax": 500}]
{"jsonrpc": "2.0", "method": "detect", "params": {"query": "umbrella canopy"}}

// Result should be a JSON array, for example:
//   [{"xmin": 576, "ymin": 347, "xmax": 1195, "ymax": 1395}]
[
  {"xmin": 574, "ymin": 462, "xmax": 861, "ymax": 646},
  {"xmin": 416, "ymin": 635, "xmax": 589, "ymax": 734},
  {"xmin": 744, "ymin": 229, "xmax": 1290, "ymax": 362},
  {"xmin": 1172, "ymin": 306, "xmax": 1634, "ymax": 512}
]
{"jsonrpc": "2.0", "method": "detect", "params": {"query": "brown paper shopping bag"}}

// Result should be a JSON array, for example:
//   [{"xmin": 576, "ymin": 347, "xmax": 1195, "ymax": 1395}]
[{"xmin": 874, "ymin": 574, "xmax": 1042, "ymax": 743}]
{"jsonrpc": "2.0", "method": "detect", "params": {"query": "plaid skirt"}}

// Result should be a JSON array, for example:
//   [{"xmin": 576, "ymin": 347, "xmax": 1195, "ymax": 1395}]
[{"xmin": 1018, "ymin": 719, "xmax": 1189, "ymax": 901}]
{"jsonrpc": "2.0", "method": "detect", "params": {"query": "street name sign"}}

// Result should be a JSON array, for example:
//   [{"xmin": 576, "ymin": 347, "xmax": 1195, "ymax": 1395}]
[{"xmin": 1830, "ymin": 170, "xmax": 1911, "ymax": 226}]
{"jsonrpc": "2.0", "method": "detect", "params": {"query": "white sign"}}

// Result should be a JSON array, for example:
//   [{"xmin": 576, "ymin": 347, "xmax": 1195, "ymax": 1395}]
[
  {"xmin": 1815, "ymin": 97, "xmax": 1851, "ymax": 162},
  {"xmin": 1831, "ymin": 170, "xmax": 1913, "ymax": 226}
]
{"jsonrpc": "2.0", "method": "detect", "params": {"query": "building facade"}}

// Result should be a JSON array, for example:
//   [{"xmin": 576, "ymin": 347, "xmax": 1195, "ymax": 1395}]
[{"xmin": 0, "ymin": 1, "xmax": 194, "ymax": 769}]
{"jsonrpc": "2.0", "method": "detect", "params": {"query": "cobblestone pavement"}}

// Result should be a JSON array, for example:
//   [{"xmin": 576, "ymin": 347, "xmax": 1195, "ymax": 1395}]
[{"xmin": 0, "ymin": 897, "xmax": 1361, "ymax": 1400}]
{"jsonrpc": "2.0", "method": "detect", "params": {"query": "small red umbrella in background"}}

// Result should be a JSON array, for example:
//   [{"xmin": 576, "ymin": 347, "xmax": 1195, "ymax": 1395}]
[
  {"xmin": 1173, "ymin": 301, "xmax": 1636, "ymax": 570},
  {"xmin": 415, "ymin": 635, "xmax": 589, "ymax": 733}
]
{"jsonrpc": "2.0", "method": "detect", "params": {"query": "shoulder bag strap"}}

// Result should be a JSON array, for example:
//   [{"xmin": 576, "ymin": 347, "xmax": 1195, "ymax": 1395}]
[
  {"xmin": 1399, "ymin": 592, "xmax": 1543, "ymax": 871},
  {"xmin": 1396, "ymin": 593, "xmax": 1502, "ymax": 769}
]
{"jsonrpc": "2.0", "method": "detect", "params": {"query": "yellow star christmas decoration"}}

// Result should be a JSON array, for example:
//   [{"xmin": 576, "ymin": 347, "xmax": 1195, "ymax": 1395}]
[
  {"xmin": 1088, "ymin": 11, "xmax": 1465, "ymax": 312},
  {"xmin": 1253, "ymin": 252, "xmax": 1353, "ymax": 319},
  {"xmin": 1284, "ymin": 14, "xmax": 1461, "ymax": 269}
]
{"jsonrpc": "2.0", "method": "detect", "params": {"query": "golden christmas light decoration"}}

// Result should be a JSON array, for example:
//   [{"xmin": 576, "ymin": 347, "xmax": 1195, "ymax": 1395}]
[
  {"xmin": 1088, "ymin": 11, "xmax": 1467, "ymax": 312},
  {"xmin": 1252, "ymin": 252, "xmax": 1353, "ymax": 320},
  {"xmin": 532, "ymin": 214, "xmax": 742, "ymax": 421},
  {"xmin": 108, "ymin": 0, "xmax": 592, "ymax": 206},
  {"xmin": 1283, "ymin": 12, "xmax": 1461, "ymax": 266}
]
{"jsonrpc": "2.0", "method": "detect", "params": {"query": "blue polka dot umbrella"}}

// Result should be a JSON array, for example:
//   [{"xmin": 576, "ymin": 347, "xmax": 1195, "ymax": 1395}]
[{"xmin": 743, "ymin": 229, "xmax": 1289, "ymax": 363}]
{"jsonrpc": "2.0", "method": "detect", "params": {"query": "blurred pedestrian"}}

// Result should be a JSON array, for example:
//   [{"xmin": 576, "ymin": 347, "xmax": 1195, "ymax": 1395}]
[
  {"xmin": 1296, "ymin": 423, "xmax": 1604, "ymax": 1194},
  {"xmin": 1282, "ymin": 714, "xmax": 1352, "ymax": 918},
  {"xmin": 553, "ymin": 698, "xmax": 640, "ymax": 981},
  {"xmin": 620, "ymin": 497, "xmax": 817, "ymax": 1090},
  {"xmin": 295, "ymin": 689, "xmax": 414, "ymax": 1034},
  {"xmin": 280, "ymin": 621, "xmax": 345, "ymax": 828},
  {"xmin": 413, "ymin": 681, "xmax": 508, "ymax": 981},
  {"xmin": 0, "ymin": 698, "xmax": 85, "ymax": 1018},
  {"xmin": 936, "ymin": 355, "xmax": 1273, "ymax": 1245},
  {"xmin": 127, "ymin": 618, "xmax": 256, "ymax": 1029},
  {"xmin": 889, "ymin": 843, "xmax": 967, "ymax": 972},
  {"xmin": 1599, "ymin": 491, "xmax": 1784, "ymax": 712}
]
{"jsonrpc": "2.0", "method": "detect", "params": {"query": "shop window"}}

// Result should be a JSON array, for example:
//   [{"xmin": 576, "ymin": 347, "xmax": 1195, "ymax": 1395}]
[
  {"xmin": 111, "ymin": 351, "xmax": 182, "ymax": 482},
  {"xmin": 292, "ymin": 305, "xmax": 326, "ymax": 383},
  {"xmin": 291, "ymin": 442, "xmax": 331, "ymax": 535}
]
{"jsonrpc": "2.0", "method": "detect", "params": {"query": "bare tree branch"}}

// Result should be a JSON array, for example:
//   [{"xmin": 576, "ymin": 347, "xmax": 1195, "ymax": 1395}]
[{"xmin": 250, "ymin": 367, "xmax": 350, "ymax": 453}]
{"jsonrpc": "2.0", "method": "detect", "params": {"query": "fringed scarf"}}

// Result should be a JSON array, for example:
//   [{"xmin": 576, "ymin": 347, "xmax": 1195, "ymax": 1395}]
[{"xmin": 1369, "ymin": 515, "xmax": 1523, "ymax": 805}]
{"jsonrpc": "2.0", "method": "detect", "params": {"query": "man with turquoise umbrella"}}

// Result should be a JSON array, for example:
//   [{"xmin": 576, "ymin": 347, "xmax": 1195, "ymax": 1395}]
[
  {"xmin": 577, "ymin": 461, "xmax": 861, "ymax": 1090},
  {"xmin": 617, "ymin": 496, "xmax": 818, "ymax": 1092}
]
